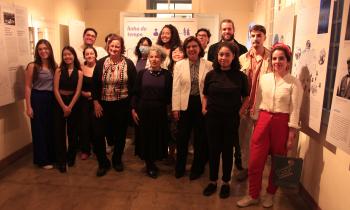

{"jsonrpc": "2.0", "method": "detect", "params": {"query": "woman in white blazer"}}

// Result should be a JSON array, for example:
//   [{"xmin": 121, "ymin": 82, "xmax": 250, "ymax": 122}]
[{"xmin": 172, "ymin": 36, "xmax": 213, "ymax": 180}]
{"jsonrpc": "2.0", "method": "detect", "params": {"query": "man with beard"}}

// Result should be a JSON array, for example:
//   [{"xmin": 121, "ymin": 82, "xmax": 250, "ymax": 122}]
[
  {"xmin": 208, "ymin": 19, "xmax": 247, "ymax": 62},
  {"xmin": 237, "ymin": 24, "xmax": 271, "ymax": 181}
]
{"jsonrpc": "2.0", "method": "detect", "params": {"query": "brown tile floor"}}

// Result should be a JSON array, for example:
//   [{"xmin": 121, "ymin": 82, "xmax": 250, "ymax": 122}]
[{"xmin": 0, "ymin": 138, "xmax": 310, "ymax": 210}]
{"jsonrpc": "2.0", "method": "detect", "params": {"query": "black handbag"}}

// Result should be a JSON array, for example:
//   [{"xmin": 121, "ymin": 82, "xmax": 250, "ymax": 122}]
[{"xmin": 272, "ymin": 155, "xmax": 303, "ymax": 188}]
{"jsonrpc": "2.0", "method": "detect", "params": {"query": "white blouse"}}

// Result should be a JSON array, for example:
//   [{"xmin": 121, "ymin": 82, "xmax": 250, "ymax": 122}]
[{"xmin": 256, "ymin": 72, "xmax": 303, "ymax": 128}]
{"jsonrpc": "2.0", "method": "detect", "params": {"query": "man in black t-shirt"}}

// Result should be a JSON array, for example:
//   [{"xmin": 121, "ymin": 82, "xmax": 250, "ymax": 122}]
[{"xmin": 207, "ymin": 19, "xmax": 247, "ymax": 62}]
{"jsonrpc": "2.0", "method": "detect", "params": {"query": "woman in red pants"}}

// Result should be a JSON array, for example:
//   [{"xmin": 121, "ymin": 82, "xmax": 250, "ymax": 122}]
[{"xmin": 237, "ymin": 43, "xmax": 303, "ymax": 208}]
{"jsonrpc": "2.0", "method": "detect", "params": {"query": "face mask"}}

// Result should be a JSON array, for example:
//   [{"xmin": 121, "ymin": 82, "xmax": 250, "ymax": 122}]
[{"xmin": 139, "ymin": 46, "xmax": 150, "ymax": 55}]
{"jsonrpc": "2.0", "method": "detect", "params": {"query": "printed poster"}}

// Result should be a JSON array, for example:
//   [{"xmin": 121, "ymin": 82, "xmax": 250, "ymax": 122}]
[{"xmin": 291, "ymin": 0, "xmax": 333, "ymax": 133}]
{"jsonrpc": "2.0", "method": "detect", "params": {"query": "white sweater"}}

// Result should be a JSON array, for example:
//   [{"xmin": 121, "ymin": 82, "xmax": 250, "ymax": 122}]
[{"xmin": 256, "ymin": 72, "xmax": 303, "ymax": 128}]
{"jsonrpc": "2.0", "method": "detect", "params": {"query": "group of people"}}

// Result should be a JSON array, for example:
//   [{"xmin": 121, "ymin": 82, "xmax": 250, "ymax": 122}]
[{"xmin": 25, "ymin": 18, "xmax": 303, "ymax": 208}]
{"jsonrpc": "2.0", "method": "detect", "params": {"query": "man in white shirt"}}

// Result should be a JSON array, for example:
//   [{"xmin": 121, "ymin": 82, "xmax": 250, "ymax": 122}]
[
  {"xmin": 195, "ymin": 28, "xmax": 211, "ymax": 60},
  {"xmin": 237, "ymin": 25, "xmax": 271, "ymax": 181},
  {"xmin": 77, "ymin": 27, "xmax": 108, "ymax": 64}
]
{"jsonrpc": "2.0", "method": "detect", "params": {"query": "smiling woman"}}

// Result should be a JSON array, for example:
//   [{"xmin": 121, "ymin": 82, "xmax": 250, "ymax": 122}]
[
  {"xmin": 171, "ymin": 36, "xmax": 212, "ymax": 180},
  {"xmin": 53, "ymin": 46, "xmax": 83, "ymax": 173},
  {"xmin": 131, "ymin": 45, "xmax": 172, "ymax": 179},
  {"xmin": 91, "ymin": 34, "xmax": 137, "ymax": 177},
  {"xmin": 24, "ymin": 39, "xmax": 57, "ymax": 170},
  {"xmin": 202, "ymin": 41, "xmax": 249, "ymax": 199}
]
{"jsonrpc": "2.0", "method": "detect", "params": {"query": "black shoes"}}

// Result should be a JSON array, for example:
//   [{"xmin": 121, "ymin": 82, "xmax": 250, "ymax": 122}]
[
  {"xmin": 189, "ymin": 172, "xmax": 201, "ymax": 180},
  {"xmin": 203, "ymin": 183, "xmax": 217, "ymax": 196},
  {"xmin": 147, "ymin": 169, "xmax": 158, "ymax": 179},
  {"xmin": 67, "ymin": 159, "xmax": 75, "ymax": 167},
  {"xmin": 175, "ymin": 171, "xmax": 185, "ymax": 179},
  {"xmin": 113, "ymin": 162, "xmax": 124, "ymax": 172},
  {"xmin": 146, "ymin": 162, "xmax": 158, "ymax": 179},
  {"xmin": 219, "ymin": 184, "xmax": 230, "ymax": 199},
  {"xmin": 203, "ymin": 183, "xmax": 230, "ymax": 198},
  {"xmin": 96, "ymin": 167, "xmax": 109, "ymax": 177},
  {"xmin": 96, "ymin": 160, "xmax": 111, "ymax": 177},
  {"xmin": 57, "ymin": 165, "xmax": 67, "ymax": 173}
]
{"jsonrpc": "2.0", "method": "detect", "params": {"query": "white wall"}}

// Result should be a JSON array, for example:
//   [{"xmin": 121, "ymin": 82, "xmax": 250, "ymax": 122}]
[
  {"xmin": 0, "ymin": 0, "xmax": 85, "ymax": 161},
  {"xmin": 85, "ymin": 0, "xmax": 255, "ymax": 47}
]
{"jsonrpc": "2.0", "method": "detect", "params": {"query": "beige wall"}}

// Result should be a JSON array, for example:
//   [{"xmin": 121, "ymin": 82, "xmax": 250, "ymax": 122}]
[
  {"xmin": 251, "ymin": 1, "xmax": 350, "ymax": 210},
  {"xmin": 0, "ymin": 0, "xmax": 85, "ymax": 160},
  {"xmin": 85, "ymin": 0, "xmax": 254, "ymax": 47}
]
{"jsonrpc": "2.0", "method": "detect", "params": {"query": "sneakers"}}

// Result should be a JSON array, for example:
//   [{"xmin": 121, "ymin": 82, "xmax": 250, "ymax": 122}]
[
  {"xmin": 237, "ymin": 195, "xmax": 260, "ymax": 208},
  {"xmin": 262, "ymin": 193, "xmax": 274, "ymax": 208},
  {"xmin": 203, "ymin": 183, "xmax": 217, "ymax": 196},
  {"xmin": 42, "ymin": 165, "xmax": 53, "ymax": 170}
]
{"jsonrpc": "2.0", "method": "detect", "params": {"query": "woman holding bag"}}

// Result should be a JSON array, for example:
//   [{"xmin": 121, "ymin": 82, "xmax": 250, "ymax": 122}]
[{"xmin": 237, "ymin": 43, "xmax": 303, "ymax": 208}]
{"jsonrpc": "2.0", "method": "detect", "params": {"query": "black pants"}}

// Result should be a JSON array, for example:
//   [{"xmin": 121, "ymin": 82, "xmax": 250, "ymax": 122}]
[
  {"xmin": 53, "ymin": 94, "xmax": 79, "ymax": 166},
  {"xmin": 176, "ymin": 95, "xmax": 208, "ymax": 174},
  {"xmin": 30, "ymin": 89, "xmax": 55, "ymax": 166},
  {"xmin": 93, "ymin": 99, "xmax": 130, "ymax": 168},
  {"xmin": 79, "ymin": 98, "xmax": 94, "ymax": 154},
  {"xmin": 206, "ymin": 111, "xmax": 240, "ymax": 182}
]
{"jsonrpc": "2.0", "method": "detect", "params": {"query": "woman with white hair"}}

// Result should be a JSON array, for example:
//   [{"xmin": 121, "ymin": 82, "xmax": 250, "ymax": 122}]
[{"xmin": 131, "ymin": 45, "xmax": 173, "ymax": 178}]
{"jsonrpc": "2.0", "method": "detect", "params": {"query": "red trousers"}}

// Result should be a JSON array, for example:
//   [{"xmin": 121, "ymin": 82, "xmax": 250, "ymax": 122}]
[{"xmin": 248, "ymin": 111, "xmax": 289, "ymax": 199}]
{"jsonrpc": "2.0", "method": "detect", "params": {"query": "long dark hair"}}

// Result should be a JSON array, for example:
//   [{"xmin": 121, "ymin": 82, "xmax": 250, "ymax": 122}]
[
  {"xmin": 167, "ymin": 45, "xmax": 184, "ymax": 73},
  {"xmin": 60, "ymin": 46, "xmax": 81, "ymax": 70},
  {"xmin": 34, "ymin": 39, "xmax": 57, "ymax": 71},
  {"xmin": 213, "ymin": 41, "xmax": 241, "ymax": 71},
  {"xmin": 134, "ymin": 37, "xmax": 152, "ymax": 59},
  {"xmin": 156, "ymin": 24, "xmax": 181, "ymax": 48}
]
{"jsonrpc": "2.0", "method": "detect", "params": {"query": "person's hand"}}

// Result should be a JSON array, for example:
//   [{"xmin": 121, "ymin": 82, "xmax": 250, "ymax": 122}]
[
  {"xmin": 131, "ymin": 109, "xmax": 140, "ymax": 125},
  {"xmin": 172, "ymin": 111, "xmax": 180, "ymax": 121},
  {"xmin": 94, "ymin": 101, "xmax": 103, "ymax": 118},
  {"xmin": 202, "ymin": 108, "xmax": 207, "ymax": 116},
  {"xmin": 287, "ymin": 128, "xmax": 296, "ymax": 150},
  {"xmin": 63, "ymin": 106, "xmax": 71, "ymax": 117},
  {"xmin": 239, "ymin": 107, "xmax": 247, "ymax": 118},
  {"xmin": 26, "ymin": 107, "xmax": 34, "ymax": 118}
]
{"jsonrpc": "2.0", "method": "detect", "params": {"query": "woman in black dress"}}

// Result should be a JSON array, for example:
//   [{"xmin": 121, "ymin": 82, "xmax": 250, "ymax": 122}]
[{"xmin": 131, "ymin": 45, "xmax": 172, "ymax": 178}]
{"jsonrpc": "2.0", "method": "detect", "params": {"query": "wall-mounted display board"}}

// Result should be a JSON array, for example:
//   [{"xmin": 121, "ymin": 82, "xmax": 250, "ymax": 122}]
[
  {"xmin": 291, "ymin": 0, "xmax": 333, "ymax": 133},
  {"xmin": 0, "ymin": 2, "xmax": 31, "ymax": 106},
  {"xmin": 326, "ymin": 0, "xmax": 350, "ymax": 155},
  {"xmin": 123, "ymin": 17, "xmax": 197, "ymax": 57},
  {"xmin": 272, "ymin": 5, "xmax": 295, "ymax": 47}
]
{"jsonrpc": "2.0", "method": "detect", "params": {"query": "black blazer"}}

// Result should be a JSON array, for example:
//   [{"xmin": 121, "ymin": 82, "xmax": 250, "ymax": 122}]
[{"xmin": 92, "ymin": 56, "xmax": 137, "ymax": 101}]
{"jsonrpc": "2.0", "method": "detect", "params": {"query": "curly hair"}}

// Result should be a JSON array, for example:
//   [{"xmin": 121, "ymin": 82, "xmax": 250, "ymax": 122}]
[
  {"xmin": 212, "ymin": 41, "xmax": 241, "ymax": 71},
  {"xmin": 156, "ymin": 24, "xmax": 181, "ymax": 48}
]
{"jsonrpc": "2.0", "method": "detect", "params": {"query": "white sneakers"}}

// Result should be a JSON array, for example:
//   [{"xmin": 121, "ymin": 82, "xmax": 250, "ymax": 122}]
[
  {"xmin": 236, "ymin": 193, "xmax": 274, "ymax": 208},
  {"xmin": 262, "ymin": 193, "xmax": 274, "ymax": 208},
  {"xmin": 42, "ymin": 165, "xmax": 53, "ymax": 170},
  {"xmin": 236, "ymin": 195, "xmax": 260, "ymax": 208}
]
